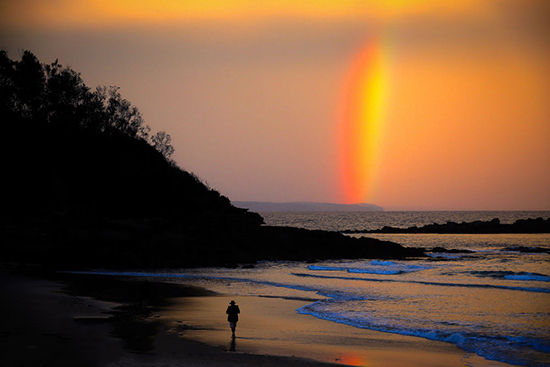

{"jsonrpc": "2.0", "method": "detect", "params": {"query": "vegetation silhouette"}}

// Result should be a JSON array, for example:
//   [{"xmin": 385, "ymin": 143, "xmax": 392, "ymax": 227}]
[{"xmin": 1, "ymin": 50, "xmax": 424, "ymax": 269}]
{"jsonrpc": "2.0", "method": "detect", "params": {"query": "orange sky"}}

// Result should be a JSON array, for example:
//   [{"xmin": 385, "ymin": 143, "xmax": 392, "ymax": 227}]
[
  {"xmin": 373, "ymin": 33, "xmax": 550, "ymax": 209},
  {"xmin": 2, "ymin": 0, "xmax": 487, "ymax": 27},
  {"xmin": 1, "ymin": 0, "xmax": 549, "ymax": 210}
]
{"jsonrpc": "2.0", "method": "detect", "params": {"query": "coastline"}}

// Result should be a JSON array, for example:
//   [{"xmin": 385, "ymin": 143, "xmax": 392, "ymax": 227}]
[
  {"xmin": 162, "ymin": 295, "xmax": 514, "ymax": 367},
  {"xmin": 1, "ymin": 267, "xmax": 516, "ymax": 367},
  {"xmin": 0, "ymin": 268, "xmax": 338, "ymax": 367}
]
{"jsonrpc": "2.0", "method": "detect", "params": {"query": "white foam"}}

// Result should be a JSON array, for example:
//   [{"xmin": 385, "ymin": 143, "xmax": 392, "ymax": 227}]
[
  {"xmin": 347, "ymin": 268, "xmax": 401, "ymax": 275},
  {"xmin": 370, "ymin": 260, "xmax": 395, "ymax": 266},
  {"xmin": 505, "ymin": 274, "xmax": 550, "ymax": 282},
  {"xmin": 297, "ymin": 305, "xmax": 550, "ymax": 367},
  {"xmin": 308, "ymin": 265, "xmax": 347, "ymax": 271}
]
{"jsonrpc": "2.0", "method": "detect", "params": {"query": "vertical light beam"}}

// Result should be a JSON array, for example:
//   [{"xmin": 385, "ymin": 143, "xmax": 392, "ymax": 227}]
[{"xmin": 338, "ymin": 35, "xmax": 390, "ymax": 204}]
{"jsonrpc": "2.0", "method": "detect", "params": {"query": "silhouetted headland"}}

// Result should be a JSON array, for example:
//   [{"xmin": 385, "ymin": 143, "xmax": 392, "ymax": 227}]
[
  {"xmin": 343, "ymin": 217, "xmax": 550, "ymax": 234},
  {"xmin": 1, "ymin": 50, "xmax": 424, "ymax": 270}
]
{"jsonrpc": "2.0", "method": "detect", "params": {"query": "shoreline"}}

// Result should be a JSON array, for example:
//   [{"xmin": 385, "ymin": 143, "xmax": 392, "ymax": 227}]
[
  {"xmin": 161, "ymin": 294, "xmax": 514, "ymax": 367},
  {"xmin": 1, "ymin": 267, "xmax": 515, "ymax": 367},
  {"xmin": 0, "ymin": 267, "xmax": 340, "ymax": 367}
]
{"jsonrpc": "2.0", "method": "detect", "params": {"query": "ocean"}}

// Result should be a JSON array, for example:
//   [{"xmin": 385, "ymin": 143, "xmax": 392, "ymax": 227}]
[{"xmin": 84, "ymin": 211, "xmax": 550, "ymax": 366}]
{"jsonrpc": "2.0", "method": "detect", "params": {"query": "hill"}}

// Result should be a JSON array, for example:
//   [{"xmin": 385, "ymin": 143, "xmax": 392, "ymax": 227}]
[
  {"xmin": 233, "ymin": 201, "xmax": 383, "ymax": 212},
  {"xmin": 0, "ymin": 50, "xmax": 423, "ymax": 269}
]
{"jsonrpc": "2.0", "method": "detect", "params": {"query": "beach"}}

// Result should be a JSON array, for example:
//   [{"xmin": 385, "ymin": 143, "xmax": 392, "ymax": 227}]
[
  {"xmin": 0, "ymin": 268, "xmax": 336, "ymax": 367},
  {"xmin": 162, "ymin": 295, "xmax": 512, "ymax": 367},
  {"xmin": 1, "ymin": 268, "xmax": 514, "ymax": 367}
]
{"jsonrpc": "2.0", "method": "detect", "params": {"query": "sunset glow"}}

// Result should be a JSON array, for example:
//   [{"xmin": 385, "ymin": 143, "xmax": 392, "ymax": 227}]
[
  {"xmin": 2, "ymin": 0, "xmax": 485, "ymax": 29},
  {"xmin": 2, "ymin": 0, "xmax": 548, "ymax": 209}
]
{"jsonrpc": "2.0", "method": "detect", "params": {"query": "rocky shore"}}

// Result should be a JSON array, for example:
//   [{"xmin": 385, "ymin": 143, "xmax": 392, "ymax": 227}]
[
  {"xmin": 342, "ymin": 217, "xmax": 550, "ymax": 234},
  {"xmin": 2, "ymin": 214, "xmax": 426, "ymax": 270}
]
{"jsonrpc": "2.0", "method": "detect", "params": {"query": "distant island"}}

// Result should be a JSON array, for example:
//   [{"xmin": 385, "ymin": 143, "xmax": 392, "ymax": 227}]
[{"xmin": 232, "ymin": 201, "xmax": 383, "ymax": 212}]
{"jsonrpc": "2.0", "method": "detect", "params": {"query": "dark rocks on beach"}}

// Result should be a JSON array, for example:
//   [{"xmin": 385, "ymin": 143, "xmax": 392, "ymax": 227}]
[
  {"xmin": 2, "ymin": 214, "xmax": 426, "ymax": 270},
  {"xmin": 344, "ymin": 217, "xmax": 550, "ymax": 234},
  {"xmin": 248, "ymin": 226, "xmax": 426, "ymax": 263}
]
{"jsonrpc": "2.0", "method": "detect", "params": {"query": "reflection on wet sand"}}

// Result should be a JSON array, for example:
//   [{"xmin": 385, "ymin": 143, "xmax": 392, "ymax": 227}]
[
  {"xmin": 335, "ymin": 354, "xmax": 365, "ymax": 366},
  {"xmin": 162, "ymin": 295, "xmax": 506, "ymax": 367}
]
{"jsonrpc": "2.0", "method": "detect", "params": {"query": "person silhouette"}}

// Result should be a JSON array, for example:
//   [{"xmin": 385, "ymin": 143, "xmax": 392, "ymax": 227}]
[{"xmin": 226, "ymin": 300, "xmax": 240, "ymax": 338}]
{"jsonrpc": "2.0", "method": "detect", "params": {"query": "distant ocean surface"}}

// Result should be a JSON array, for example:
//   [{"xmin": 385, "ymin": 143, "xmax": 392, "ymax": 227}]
[
  {"xmin": 259, "ymin": 210, "xmax": 550, "ymax": 232},
  {"xmin": 84, "ymin": 211, "xmax": 550, "ymax": 366}
]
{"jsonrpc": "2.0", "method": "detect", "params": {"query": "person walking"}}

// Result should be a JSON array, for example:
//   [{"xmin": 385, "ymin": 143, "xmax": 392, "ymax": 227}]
[{"xmin": 226, "ymin": 300, "xmax": 240, "ymax": 338}]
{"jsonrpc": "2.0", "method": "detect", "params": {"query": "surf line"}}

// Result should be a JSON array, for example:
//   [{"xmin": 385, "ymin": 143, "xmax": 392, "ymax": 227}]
[
  {"xmin": 65, "ymin": 270, "xmax": 324, "ymax": 297},
  {"xmin": 292, "ymin": 273, "xmax": 550, "ymax": 294}
]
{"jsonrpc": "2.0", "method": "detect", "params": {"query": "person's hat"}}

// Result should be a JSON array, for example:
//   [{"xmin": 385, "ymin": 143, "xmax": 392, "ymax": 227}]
[{"xmin": 230, "ymin": 300, "xmax": 236, "ymax": 305}]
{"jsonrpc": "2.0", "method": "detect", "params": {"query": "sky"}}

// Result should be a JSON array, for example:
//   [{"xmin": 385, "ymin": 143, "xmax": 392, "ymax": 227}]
[{"xmin": 1, "ymin": 0, "xmax": 549, "ymax": 210}]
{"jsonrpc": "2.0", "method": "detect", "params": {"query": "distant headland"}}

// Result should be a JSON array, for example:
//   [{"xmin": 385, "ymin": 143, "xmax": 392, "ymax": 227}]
[{"xmin": 232, "ymin": 201, "xmax": 384, "ymax": 212}]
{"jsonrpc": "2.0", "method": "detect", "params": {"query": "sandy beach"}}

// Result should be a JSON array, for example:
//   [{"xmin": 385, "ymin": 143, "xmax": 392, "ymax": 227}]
[
  {"xmin": 0, "ymin": 268, "xmax": 514, "ymax": 367},
  {"xmin": 0, "ymin": 268, "xmax": 337, "ymax": 367},
  {"xmin": 162, "ymin": 295, "xmax": 513, "ymax": 367}
]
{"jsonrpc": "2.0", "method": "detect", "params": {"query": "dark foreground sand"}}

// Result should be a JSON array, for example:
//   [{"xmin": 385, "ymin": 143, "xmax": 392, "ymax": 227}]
[
  {"xmin": 0, "ymin": 268, "xmax": 513, "ymax": 367},
  {"xmin": 0, "ymin": 269, "xmax": 336, "ymax": 367}
]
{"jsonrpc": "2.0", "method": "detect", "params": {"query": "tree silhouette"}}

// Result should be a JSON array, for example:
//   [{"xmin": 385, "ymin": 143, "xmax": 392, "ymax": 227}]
[
  {"xmin": 150, "ymin": 131, "xmax": 175, "ymax": 159},
  {"xmin": 0, "ymin": 50, "xmax": 173, "ymax": 157},
  {"xmin": 43, "ymin": 58, "xmax": 90, "ymax": 127},
  {"xmin": 1, "ymin": 50, "xmax": 44, "ymax": 119}
]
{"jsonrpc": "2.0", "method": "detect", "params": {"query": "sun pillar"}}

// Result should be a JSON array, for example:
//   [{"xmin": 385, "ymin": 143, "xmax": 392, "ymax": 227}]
[{"xmin": 338, "ymin": 35, "xmax": 390, "ymax": 204}]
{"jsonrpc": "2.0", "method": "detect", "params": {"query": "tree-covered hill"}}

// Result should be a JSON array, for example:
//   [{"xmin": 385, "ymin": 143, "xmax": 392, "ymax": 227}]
[
  {"xmin": 1, "ymin": 51, "xmax": 424, "ymax": 269},
  {"xmin": 1, "ymin": 50, "xmax": 260, "ymax": 226}
]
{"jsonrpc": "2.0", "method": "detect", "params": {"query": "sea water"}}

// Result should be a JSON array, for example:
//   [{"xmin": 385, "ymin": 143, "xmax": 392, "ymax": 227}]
[{"xmin": 85, "ymin": 211, "xmax": 550, "ymax": 367}]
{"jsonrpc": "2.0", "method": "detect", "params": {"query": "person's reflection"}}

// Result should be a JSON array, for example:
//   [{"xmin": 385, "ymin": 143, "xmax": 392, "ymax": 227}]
[{"xmin": 229, "ymin": 337, "xmax": 236, "ymax": 352}]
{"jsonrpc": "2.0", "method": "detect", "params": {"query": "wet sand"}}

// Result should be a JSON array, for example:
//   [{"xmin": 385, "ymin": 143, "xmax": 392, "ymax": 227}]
[
  {"xmin": 0, "ymin": 269, "xmax": 514, "ymax": 367},
  {"xmin": 162, "ymin": 295, "xmax": 513, "ymax": 367},
  {"xmin": 0, "ymin": 269, "xmax": 339, "ymax": 367}
]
